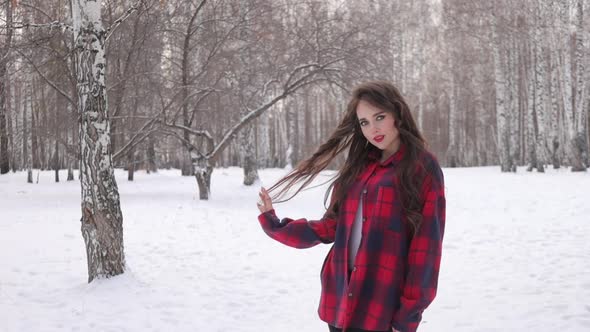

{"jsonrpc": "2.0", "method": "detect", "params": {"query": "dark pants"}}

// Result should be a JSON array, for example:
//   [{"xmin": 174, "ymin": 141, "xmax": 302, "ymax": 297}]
[{"xmin": 328, "ymin": 326, "xmax": 390, "ymax": 332}]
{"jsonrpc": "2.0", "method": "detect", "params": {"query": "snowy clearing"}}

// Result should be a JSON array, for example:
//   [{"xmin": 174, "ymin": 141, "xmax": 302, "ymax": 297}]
[{"xmin": 1, "ymin": 166, "xmax": 589, "ymax": 332}]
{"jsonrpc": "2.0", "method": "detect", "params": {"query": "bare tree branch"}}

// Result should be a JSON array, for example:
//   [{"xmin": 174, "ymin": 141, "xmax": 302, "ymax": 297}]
[
  {"xmin": 8, "ymin": 20, "xmax": 73, "ymax": 32},
  {"xmin": 105, "ymin": 0, "xmax": 145, "ymax": 41},
  {"xmin": 208, "ymin": 59, "xmax": 344, "ymax": 161},
  {"xmin": 13, "ymin": 48, "xmax": 77, "ymax": 108}
]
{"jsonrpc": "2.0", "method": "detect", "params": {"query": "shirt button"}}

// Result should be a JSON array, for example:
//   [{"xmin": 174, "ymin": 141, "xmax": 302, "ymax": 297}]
[
  {"xmin": 348, "ymin": 292, "xmax": 353, "ymax": 297},
  {"xmin": 352, "ymin": 267, "xmax": 357, "ymax": 271},
  {"xmin": 362, "ymin": 189, "xmax": 367, "ymax": 194},
  {"xmin": 362, "ymin": 217, "xmax": 366, "ymax": 222}
]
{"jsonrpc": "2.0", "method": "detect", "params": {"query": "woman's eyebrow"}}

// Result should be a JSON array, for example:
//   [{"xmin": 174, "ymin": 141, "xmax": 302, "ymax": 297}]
[{"xmin": 358, "ymin": 112, "xmax": 386, "ymax": 121}]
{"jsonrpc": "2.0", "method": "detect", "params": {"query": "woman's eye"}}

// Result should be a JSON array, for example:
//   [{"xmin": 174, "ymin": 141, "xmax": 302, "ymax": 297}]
[
  {"xmin": 376, "ymin": 115, "xmax": 385, "ymax": 121},
  {"xmin": 359, "ymin": 121, "xmax": 367, "ymax": 126}
]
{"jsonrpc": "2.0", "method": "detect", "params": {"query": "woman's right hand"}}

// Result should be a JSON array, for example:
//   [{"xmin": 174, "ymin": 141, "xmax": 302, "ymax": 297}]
[{"xmin": 257, "ymin": 187, "xmax": 274, "ymax": 213}]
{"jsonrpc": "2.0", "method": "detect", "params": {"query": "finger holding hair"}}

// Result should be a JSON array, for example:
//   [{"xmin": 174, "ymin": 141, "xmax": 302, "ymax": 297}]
[{"xmin": 257, "ymin": 187, "xmax": 274, "ymax": 213}]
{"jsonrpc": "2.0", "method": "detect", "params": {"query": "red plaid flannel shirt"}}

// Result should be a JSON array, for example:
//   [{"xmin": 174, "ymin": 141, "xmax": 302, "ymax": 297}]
[{"xmin": 258, "ymin": 144, "xmax": 446, "ymax": 332}]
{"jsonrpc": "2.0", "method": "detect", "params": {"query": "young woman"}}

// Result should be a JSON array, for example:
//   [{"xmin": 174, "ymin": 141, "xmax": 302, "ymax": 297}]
[{"xmin": 256, "ymin": 81, "xmax": 446, "ymax": 332}]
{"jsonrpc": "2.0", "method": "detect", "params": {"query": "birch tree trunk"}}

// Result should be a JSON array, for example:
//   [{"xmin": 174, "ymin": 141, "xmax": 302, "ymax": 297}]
[
  {"xmin": 526, "ymin": 37, "xmax": 539, "ymax": 172},
  {"xmin": 54, "ymin": 139, "xmax": 59, "ymax": 182},
  {"xmin": 0, "ymin": 0, "xmax": 12, "ymax": 175},
  {"xmin": 146, "ymin": 135, "xmax": 157, "ymax": 173},
  {"xmin": 549, "ymin": 53, "xmax": 561, "ymax": 169},
  {"xmin": 7, "ymin": 74, "xmax": 15, "ymax": 173},
  {"xmin": 508, "ymin": 37, "xmax": 519, "ymax": 172},
  {"xmin": 285, "ymin": 102, "xmax": 297, "ymax": 168},
  {"xmin": 67, "ymin": 97, "xmax": 75, "ymax": 181},
  {"xmin": 0, "ymin": 69, "xmax": 9, "ymax": 174},
  {"xmin": 258, "ymin": 112, "xmax": 270, "ymax": 167},
  {"xmin": 30, "ymin": 87, "xmax": 39, "ymax": 170},
  {"xmin": 72, "ymin": 0, "xmax": 125, "ymax": 283},
  {"xmin": 491, "ymin": 14, "xmax": 513, "ymax": 172},
  {"xmin": 24, "ymin": 70, "xmax": 34, "ymax": 182},
  {"xmin": 571, "ymin": 0, "xmax": 588, "ymax": 171},
  {"xmin": 191, "ymin": 148, "xmax": 213, "ymax": 200},
  {"xmin": 241, "ymin": 122, "xmax": 258, "ymax": 185},
  {"xmin": 180, "ymin": 1, "xmax": 205, "ymax": 177},
  {"xmin": 447, "ymin": 72, "xmax": 458, "ymax": 167},
  {"xmin": 561, "ymin": 37, "xmax": 578, "ymax": 166},
  {"xmin": 532, "ymin": 5, "xmax": 547, "ymax": 172}
]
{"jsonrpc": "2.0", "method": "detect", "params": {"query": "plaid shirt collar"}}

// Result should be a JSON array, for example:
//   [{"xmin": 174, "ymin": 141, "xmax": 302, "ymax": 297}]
[{"xmin": 367, "ymin": 142, "xmax": 406, "ymax": 167}]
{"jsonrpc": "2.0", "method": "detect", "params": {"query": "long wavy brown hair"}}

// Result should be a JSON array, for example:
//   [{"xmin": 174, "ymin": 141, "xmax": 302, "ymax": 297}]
[{"xmin": 268, "ymin": 81, "xmax": 428, "ymax": 234}]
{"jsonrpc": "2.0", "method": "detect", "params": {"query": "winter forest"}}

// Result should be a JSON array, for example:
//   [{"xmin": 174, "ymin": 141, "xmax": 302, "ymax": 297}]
[
  {"xmin": 1, "ymin": 1, "xmax": 590, "ymax": 331},
  {"xmin": 0, "ymin": 0, "xmax": 590, "ymax": 331},
  {"xmin": 1, "ymin": 0, "xmax": 588, "ymax": 180}
]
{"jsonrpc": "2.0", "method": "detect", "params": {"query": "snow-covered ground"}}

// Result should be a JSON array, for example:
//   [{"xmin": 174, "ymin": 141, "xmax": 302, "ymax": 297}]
[{"xmin": 0, "ymin": 166, "xmax": 589, "ymax": 332}]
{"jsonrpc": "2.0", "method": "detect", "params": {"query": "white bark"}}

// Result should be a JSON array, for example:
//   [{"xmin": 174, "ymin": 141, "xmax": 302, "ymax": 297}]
[
  {"xmin": 533, "ymin": 5, "xmax": 548, "ymax": 172},
  {"xmin": 190, "ymin": 147, "xmax": 212, "ymax": 200},
  {"xmin": 508, "ymin": 38, "xmax": 519, "ymax": 172},
  {"xmin": 258, "ymin": 112, "xmax": 270, "ymax": 167},
  {"xmin": 73, "ymin": 0, "xmax": 125, "ymax": 282},
  {"xmin": 285, "ymin": 100, "xmax": 297, "ymax": 168},
  {"xmin": 447, "ymin": 72, "xmax": 458, "ymax": 167},
  {"xmin": 560, "ymin": 35, "xmax": 575, "ymax": 147},
  {"xmin": 572, "ymin": 0, "xmax": 588, "ymax": 170},
  {"xmin": 0, "ymin": 0, "xmax": 12, "ymax": 174},
  {"xmin": 240, "ymin": 122, "xmax": 258, "ymax": 185},
  {"xmin": 491, "ymin": 13, "xmax": 513, "ymax": 172},
  {"xmin": 549, "ymin": 53, "xmax": 562, "ymax": 168},
  {"xmin": 24, "ymin": 70, "xmax": 33, "ymax": 183}
]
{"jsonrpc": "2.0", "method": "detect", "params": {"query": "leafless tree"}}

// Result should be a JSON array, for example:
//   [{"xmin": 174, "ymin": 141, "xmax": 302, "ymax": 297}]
[{"xmin": 2, "ymin": 0, "xmax": 588, "ymax": 192}]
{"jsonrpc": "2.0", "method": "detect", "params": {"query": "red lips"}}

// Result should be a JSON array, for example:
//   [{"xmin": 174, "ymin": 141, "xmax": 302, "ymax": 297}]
[{"xmin": 374, "ymin": 135, "xmax": 384, "ymax": 143}]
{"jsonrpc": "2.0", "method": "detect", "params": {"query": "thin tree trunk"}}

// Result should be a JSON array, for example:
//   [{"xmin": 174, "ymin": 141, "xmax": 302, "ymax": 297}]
[
  {"xmin": 54, "ymin": 88, "xmax": 60, "ymax": 182},
  {"xmin": 549, "ymin": 53, "xmax": 561, "ymax": 169},
  {"xmin": 25, "ymin": 86, "xmax": 32, "ymax": 182},
  {"xmin": 54, "ymin": 139, "xmax": 59, "ymax": 182},
  {"xmin": 269, "ymin": 111, "xmax": 276, "ymax": 167},
  {"xmin": 67, "ymin": 94, "xmax": 75, "ymax": 181},
  {"xmin": 447, "ymin": 73, "xmax": 458, "ymax": 167},
  {"xmin": 508, "ymin": 37, "xmax": 519, "ymax": 172},
  {"xmin": 285, "ymin": 103, "xmax": 296, "ymax": 168},
  {"xmin": 533, "ymin": 7, "xmax": 547, "ymax": 173},
  {"xmin": 191, "ymin": 149, "xmax": 213, "ymax": 200},
  {"xmin": 7, "ymin": 83, "xmax": 15, "ymax": 173},
  {"xmin": 127, "ymin": 151, "xmax": 134, "ymax": 181},
  {"xmin": 146, "ymin": 134, "xmax": 157, "ymax": 173},
  {"xmin": 39, "ymin": 80, "xmax": 48, "ymax": 170},
  {"xmin": 491, "ymin": 14, "xmax": 512, "ymax": 172},
  {"xmin": 179, "ymin": 2, "xmax": 205, "ymax": 177},
  {"xmin": 24, "ymin": 71, "xmax": 33, "ymax": 182},
  {"xmin": 0, "ymin": 0, "xmax": 12, "ymax": 174},
  {"xmin": 181, "ymin": 150, "xmax": 193, "ymax": 175},
  {"xmin": 67, "ymin": 162, "xmax": 74, "ymax": 181},
  {"xmin": 241, "ymin": 122, "xmax": 258, "ymax": 185},
  {"xmin": 572, "ymin": 0, "xmax": 588, "ymax": 171},
  {"xmin": 126, "ymin": 84, "xmax": 140, "ymax": 182},
  {"xmin": 526, "ymin": 59, "xmax": 538, "ymax": 173},
  {"xmin": 0, "ymin": 72, "xmax": 9, "ymax": 173},
  {"xmin": 31, "ymin": 84, "xmax": 39, "ymax": 169}
]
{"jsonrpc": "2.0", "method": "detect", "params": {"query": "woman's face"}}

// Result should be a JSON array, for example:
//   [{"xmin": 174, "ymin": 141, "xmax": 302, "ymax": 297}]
[{"xmin": 356, "ymin": 99, "xmax": 401, "ymax": 158}]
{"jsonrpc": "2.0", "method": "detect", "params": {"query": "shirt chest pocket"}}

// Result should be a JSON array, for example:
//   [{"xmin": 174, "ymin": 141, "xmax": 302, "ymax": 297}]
[{"xmin": 374, "ymin": 185, "xmax": 403, "ymax": 232}]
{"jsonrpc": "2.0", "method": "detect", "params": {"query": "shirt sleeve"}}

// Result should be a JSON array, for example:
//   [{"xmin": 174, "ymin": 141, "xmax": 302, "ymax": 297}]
[
  {"xmin": 392, "ymin": 163, "xmax": 446, "ymax": 332},
  {"xmin": 257, "ymin": 209, "xmax": 337, "ymax": 249}
]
